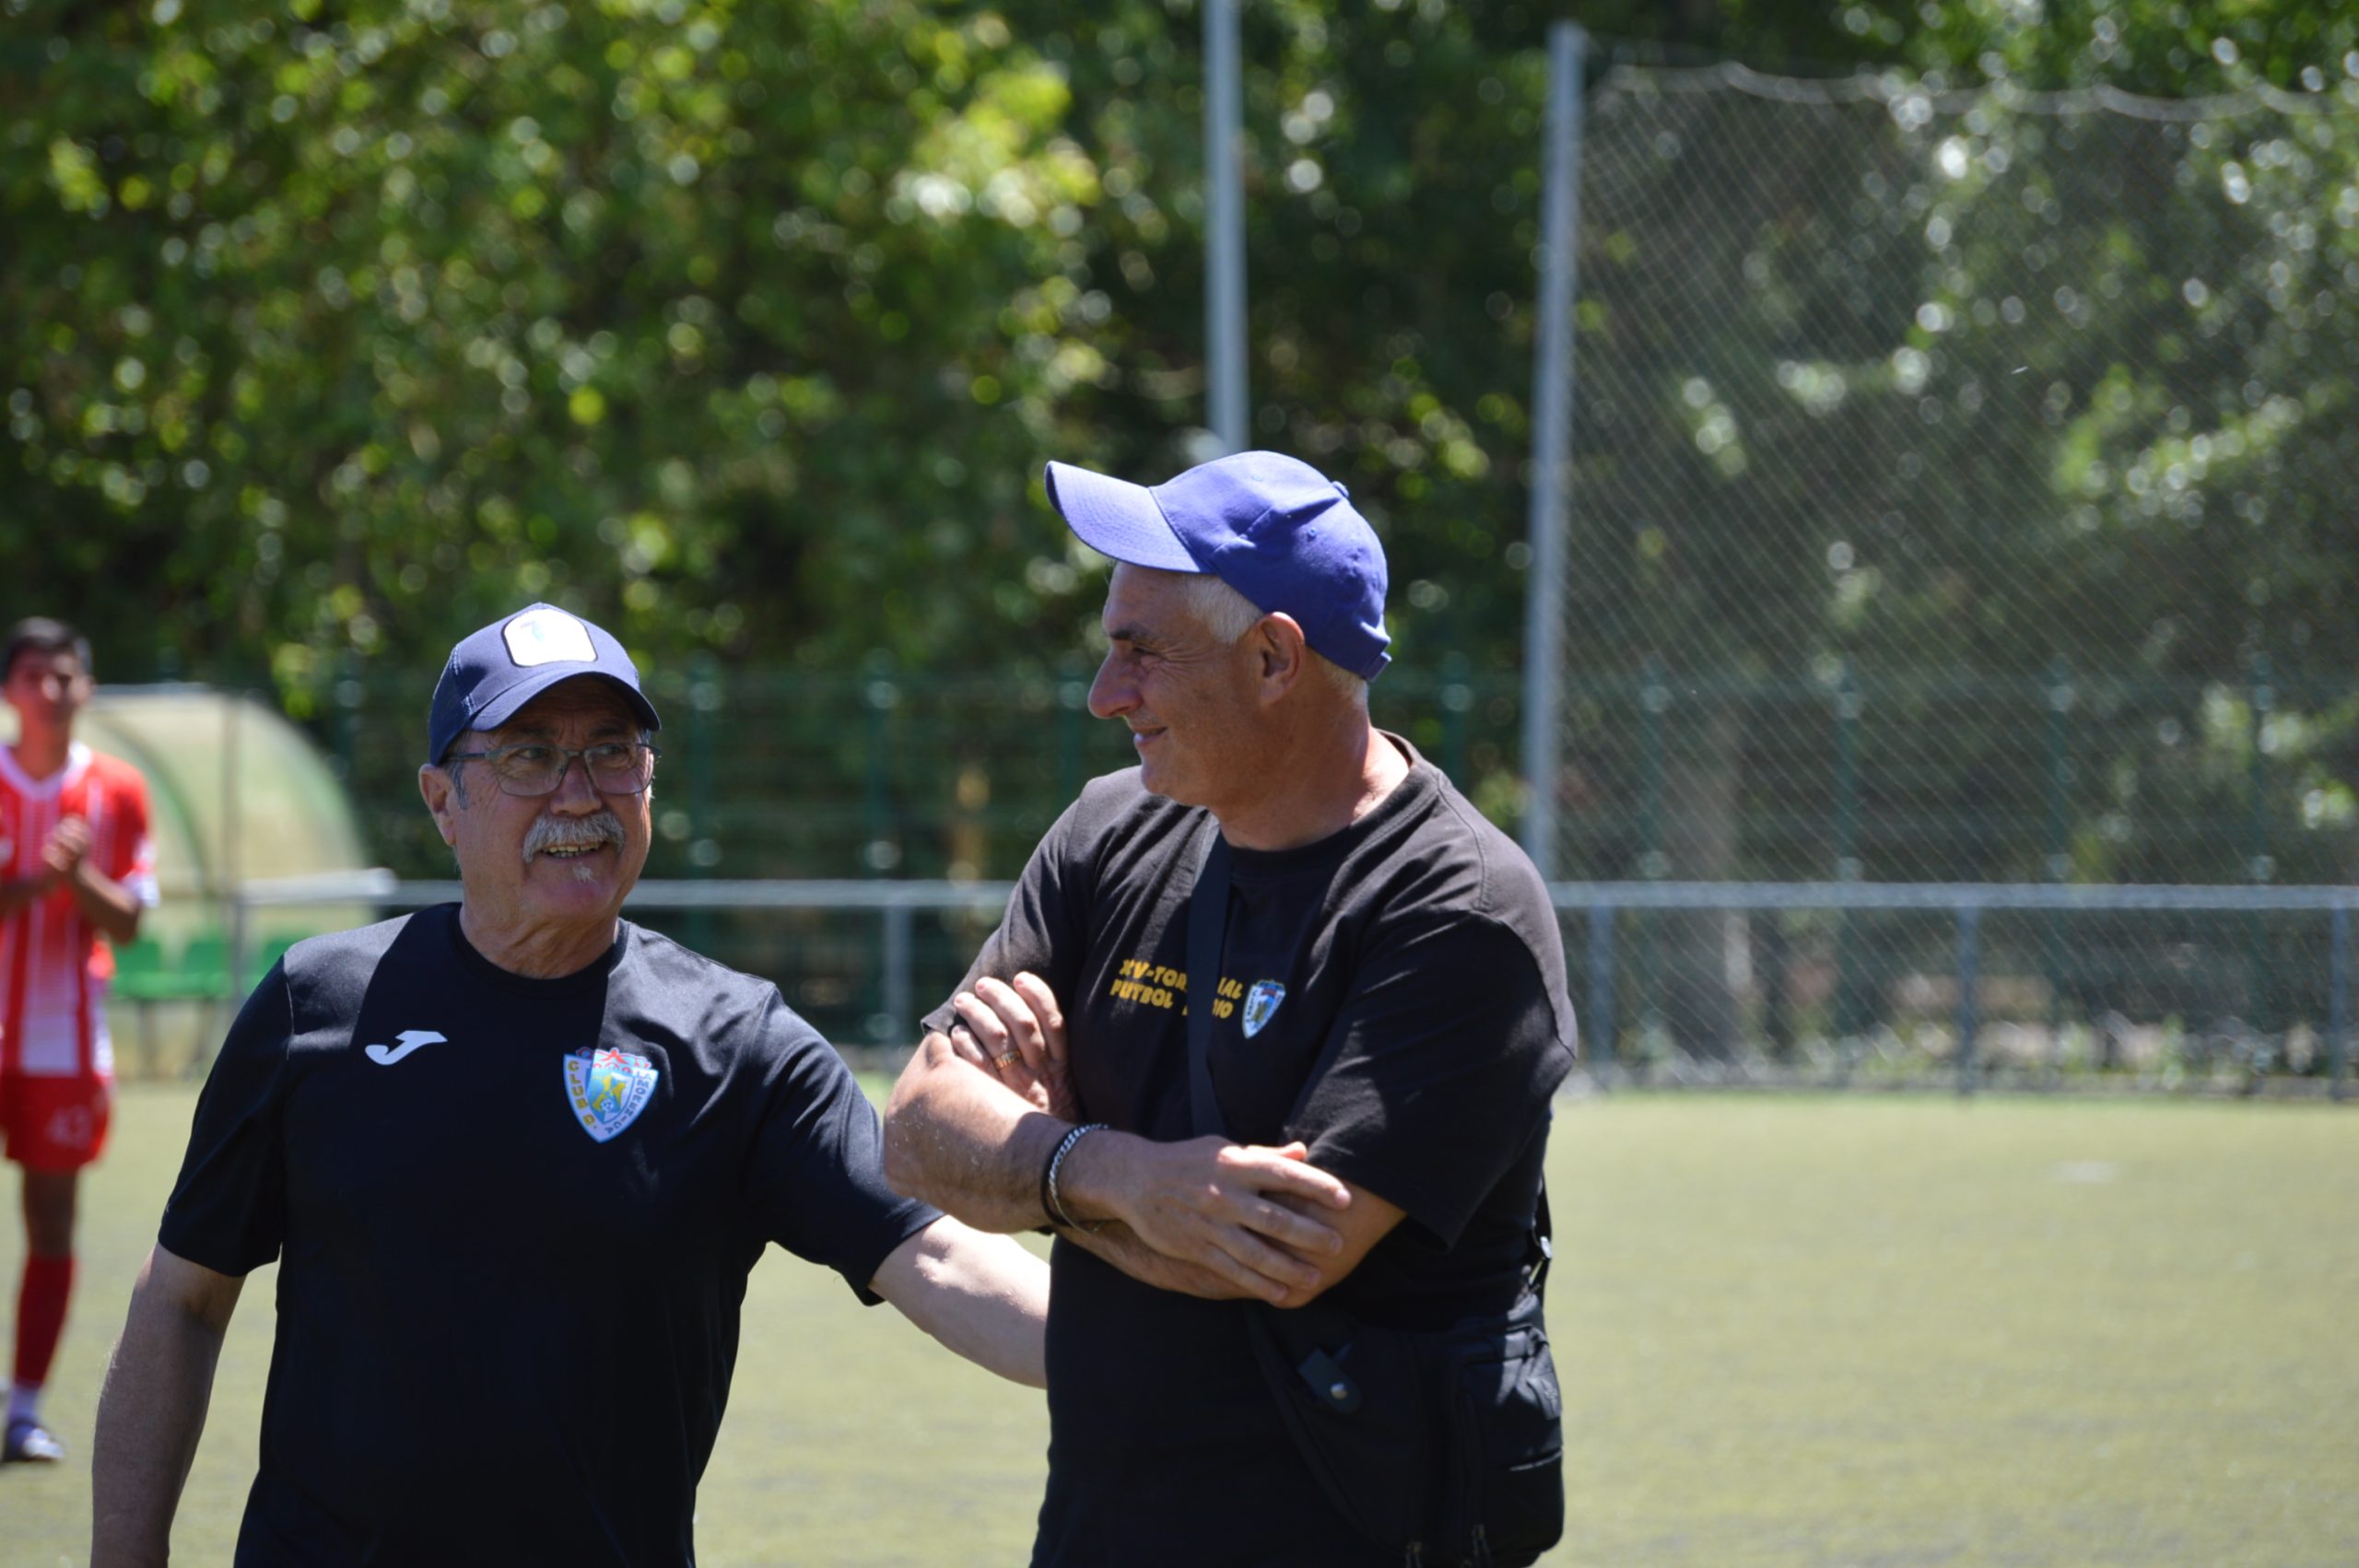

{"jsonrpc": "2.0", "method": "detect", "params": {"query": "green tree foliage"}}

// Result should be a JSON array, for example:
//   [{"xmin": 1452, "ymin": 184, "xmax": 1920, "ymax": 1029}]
[
  {"xmin": 6, "ymin": 0, "xmax": 1114, "ymax": 707},
  {"xmin": 5, "ymin": 0, "xmax": 2351, "ymax": 862}
]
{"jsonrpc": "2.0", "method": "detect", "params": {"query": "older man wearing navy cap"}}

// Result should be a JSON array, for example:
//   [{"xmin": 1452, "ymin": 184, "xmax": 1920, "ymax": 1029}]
[
  {"xmin": 93, "ymin": 603, "xmax": 1050, "ymax": 1567},
  {"xmin": 886, "ymin": 453, "xmax": 1577, "ymax": 1566}
]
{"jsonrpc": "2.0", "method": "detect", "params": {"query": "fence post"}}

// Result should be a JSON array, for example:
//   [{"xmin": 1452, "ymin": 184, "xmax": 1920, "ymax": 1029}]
[
  {"xmin": 1638, "ymin": 658, "xmax": 1668, "ymax": 878},
  {"xmin": 1833, "ymin": 661, "xmax": 1870, "ymax": 1048},
  {"xmin": 1203, "ymin": 0, "xmax": 1247, "ymax": 453},
  {"xmin": 863, "ymin": 661, "xmax": 899, "ymax": 878},
  {"xmin": 219, "ymin": 690, "xmax": 242, "ymax": 1002},
  {"xmin": 877, "ymin": 901, "xmax": 913, "ymax": 1047},
  {"xmin": 1955, "ymin": 902, "xmax": 1981, "ymax": 1096},
  {"xmin": 1520, "ymin": 19, "xmax": 1587, "ymax": 883},
  {"xmin": 2043, "ymin": 660, "xmax": 2073, "ymax": 1084},
  {"xmin": 685, "ymin": 651, "xmax": 721, "ymax": 951},
  {"xmin": 2246, "ymin": 655, "xmax": 2275, "ymax": 1035},
  {"xmin": 1587, "ymin": 902, "xmax": 1616, "ymax": 1082},
  {"xmin": 2332, "ymin": 906, "xmax": 2350, "ymax": 1103},
  {"xmin": 1637, "ymin": 659, "xmax": 1668, "ymax": 1044},
  {"xmin": 333, "ymin": 649, "xmax": 363, "ymax": 783}
]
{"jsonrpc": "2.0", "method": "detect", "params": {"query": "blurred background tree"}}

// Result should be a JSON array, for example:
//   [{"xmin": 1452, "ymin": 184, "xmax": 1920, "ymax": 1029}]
[
  {"xmin": 10, "ymin": 1, "xmax": 2351, "ymax": 696},
  {"xmin": 6, "ymin": 1, "xmax": 2353, "ymax": 883}
]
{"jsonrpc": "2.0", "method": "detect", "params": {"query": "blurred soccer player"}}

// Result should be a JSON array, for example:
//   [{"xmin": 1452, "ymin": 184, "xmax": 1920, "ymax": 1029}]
[{"xmin": 0, "ymin": 618, "xmax": 158, "ymax": 1465}]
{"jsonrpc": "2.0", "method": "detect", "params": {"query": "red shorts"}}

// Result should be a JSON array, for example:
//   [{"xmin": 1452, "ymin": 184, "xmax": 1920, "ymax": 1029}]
[{"xmin": 0, "ymin": 1074, "xmax": 114, "ymax": 1171}]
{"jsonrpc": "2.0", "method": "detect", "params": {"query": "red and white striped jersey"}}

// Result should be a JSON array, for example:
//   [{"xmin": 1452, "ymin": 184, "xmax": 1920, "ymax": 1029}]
[{"xmin": 1, "ymin": 743, "xmax": 160, "ymax": 1078}]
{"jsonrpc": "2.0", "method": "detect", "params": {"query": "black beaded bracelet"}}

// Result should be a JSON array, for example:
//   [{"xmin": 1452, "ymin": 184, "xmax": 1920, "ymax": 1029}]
[{"xmin": 1039, "ymin": 1122, "xmax": 1109, "ymax": 1233}]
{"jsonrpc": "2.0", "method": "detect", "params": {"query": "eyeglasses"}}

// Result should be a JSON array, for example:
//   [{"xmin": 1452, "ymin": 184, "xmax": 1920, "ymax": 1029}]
[{"xmin": 441, "ymin": 741, "xmax": 661, "ymax": 798}]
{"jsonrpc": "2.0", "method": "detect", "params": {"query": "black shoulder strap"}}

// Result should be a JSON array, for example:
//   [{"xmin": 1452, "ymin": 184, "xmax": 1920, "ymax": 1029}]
[{"xmin": 1185, "ymin": 818, "xmax": 1232, "ymax": 1140}]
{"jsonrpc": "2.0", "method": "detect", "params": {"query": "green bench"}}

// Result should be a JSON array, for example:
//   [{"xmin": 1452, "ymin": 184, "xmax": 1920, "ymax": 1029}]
[{"xmin": 111, "ymin": 933, "xmax": 301, "ymax": 1075}]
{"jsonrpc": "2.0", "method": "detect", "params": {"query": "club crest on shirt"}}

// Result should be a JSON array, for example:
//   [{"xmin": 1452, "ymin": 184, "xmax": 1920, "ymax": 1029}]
[
  {"xmin": 564, "ymin": 1047, "xmax": 658, "ymax": 1142},
  {"xmin": 1242, "ymin": 980, "xmax": 1287, "ymax": 1038}
]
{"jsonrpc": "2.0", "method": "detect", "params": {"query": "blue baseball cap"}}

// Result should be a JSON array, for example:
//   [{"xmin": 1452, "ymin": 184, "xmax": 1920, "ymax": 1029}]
[
  {"xmin": 1043, "ymin": 451, "xmax": 1391, "ymax": 680},
  {"xmin": 427, "ymin": 603, "xmax": 662, "ymax": 764}
]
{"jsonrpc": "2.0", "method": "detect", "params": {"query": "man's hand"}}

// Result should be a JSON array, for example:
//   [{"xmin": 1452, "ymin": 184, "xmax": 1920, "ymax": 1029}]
[
  {"xmin": 39, "ymin": 813, "xmax": 143, "ymax": 943},
  {"xmin": 1056, "ymin": 1130, "xmax": 1353, "ymax": 1304},
  {"xmin": 939, "ymin": 970, "xmax": 1357, "ymax": 1303},
  {"xmin": 42, "ymin": 813, "xmax": 91, "ymax": 877},
  {"xmin": 942, "ymin": 972, "xmax": 1079, "ymax": 1121}
]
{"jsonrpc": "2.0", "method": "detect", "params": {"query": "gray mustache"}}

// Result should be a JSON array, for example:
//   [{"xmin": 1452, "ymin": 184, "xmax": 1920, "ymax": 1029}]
[{"xmin": 522, "ymin": 810, "xmax": 626, "ymax": 862}]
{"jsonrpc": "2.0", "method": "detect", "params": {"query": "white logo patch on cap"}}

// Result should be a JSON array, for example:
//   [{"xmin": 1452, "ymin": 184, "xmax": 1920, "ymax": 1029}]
[{"xmin": 503, "ymin": 607, "xmax": 597, "ymax": 667}]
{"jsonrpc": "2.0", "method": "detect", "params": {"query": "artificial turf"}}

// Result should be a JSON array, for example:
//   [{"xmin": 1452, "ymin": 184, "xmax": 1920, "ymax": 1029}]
[{"xmin": 6, "ymin": 1084, "xmax": 2353, "ymax": 1565}]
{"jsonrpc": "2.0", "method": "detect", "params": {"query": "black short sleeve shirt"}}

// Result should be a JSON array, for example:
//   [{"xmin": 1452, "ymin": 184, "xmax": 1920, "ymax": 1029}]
[
  {"xmin": 928, "ymin": 739, "xmax": 1577, "ymax": 1566},
  {"xmin": 160, "ymin": 906, "xmax": 939, "ymax": 1567}
]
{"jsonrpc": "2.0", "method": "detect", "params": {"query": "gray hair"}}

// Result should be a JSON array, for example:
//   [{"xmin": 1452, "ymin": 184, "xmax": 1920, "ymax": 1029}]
[{"xmin": 1179, "ymin": 573, "xmax": 1366, "ymax": 700}]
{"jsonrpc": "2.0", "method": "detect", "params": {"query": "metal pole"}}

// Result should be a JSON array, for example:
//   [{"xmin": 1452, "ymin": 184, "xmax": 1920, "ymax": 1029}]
[
  {"xmin": 2246, "ymin": 655, "xmax": 2274, "ymax": 1035},
  {"xmin": 2331, "ymin": 906, "xmax": 2349, "ymax": 1103},
  {"xmin": 1204, "ymin": 0, "xmax": 1247, "ymax": 452},
  {"xmin": 1520, "ymin": 20, "xmax": 1585, "ymax": 882},
  {"xmin": 686, "ymin": 652, "xmax": 719, "ymax": 952},
  {"xmin": 220, "ymin": 692, "xmax": 242, "ymax": 1000},
  {"xmin": 863, "ymin": 667, "xmax": 897, "ymax": 878},
  {"xmin": 1956, "ymin": 904, "xmax": 1981, "ymax": 1096},
  {"xmin": 2043, "ymin": 660, "xmax": 2071, "ymax": 1085},
  {"xmin": 1833, "ymin": 661, "xmax": 1868, "ymax": 1044},
  {"xmin": 880, "ymin": 903, "xmax": 912, "ymax": 1047},
  {"xmin": 1587, "ymin": 903, "xmax": 1616, "ymax": 1079}
]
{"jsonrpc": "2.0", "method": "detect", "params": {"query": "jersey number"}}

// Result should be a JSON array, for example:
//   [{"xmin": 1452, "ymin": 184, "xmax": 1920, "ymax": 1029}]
[{"xmin": 43, "ymin": 1106, "xmax": 93, "ymax": 1149}]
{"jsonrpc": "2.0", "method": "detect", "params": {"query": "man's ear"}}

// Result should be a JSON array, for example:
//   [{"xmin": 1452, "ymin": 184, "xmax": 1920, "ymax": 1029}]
[
  {"xmin": 418, "ymin": 764, "xmax": 461, "ymax": 848},
  {"xmin": 1253, "ymin": 613, "xmax": 1310, "ymax": 701}
]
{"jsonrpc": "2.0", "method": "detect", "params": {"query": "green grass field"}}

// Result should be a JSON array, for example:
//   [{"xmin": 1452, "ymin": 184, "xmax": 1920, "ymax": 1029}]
[{"xmin": 6, "ymin": 1085, "xmax": 2354, "ymax": 1565}]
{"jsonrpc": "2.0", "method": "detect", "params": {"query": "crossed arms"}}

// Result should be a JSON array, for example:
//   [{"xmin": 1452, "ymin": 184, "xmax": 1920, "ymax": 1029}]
[{"xmin": 883, "ymin": 973, "xmax": 1405, "ymax": 1307}]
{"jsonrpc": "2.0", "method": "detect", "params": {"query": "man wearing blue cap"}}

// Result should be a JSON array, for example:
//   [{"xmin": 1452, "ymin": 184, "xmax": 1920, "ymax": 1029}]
[
  {"xmin": 90, "ymin": 604, "xmax": 1050, "ymax": 1566},
  {"xmin": 886, "ymin": 453, "xmax": 1577, "ymax": 1565}
]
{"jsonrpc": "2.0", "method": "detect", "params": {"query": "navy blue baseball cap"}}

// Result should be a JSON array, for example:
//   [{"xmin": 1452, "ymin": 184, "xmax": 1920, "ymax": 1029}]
[
  {"xmin": 1044, "ymin": 450, "xmax": 1391, "ymax": 680},
  {"xmin": 427, "ymin": 603, "xmax": 662, "ymax": 764}
]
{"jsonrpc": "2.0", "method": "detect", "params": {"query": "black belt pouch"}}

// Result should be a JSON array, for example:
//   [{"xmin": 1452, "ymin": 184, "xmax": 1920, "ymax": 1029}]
[{"xmin": 1247, "ymin": 1290, "xmax": 1564, "ymax": 1567}]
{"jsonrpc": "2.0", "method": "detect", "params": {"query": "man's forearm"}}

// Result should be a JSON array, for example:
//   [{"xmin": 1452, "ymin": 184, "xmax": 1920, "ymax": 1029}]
[
  {"xmin": 67, "ymin": 862, "xmax": 143, "ymax": 944},
  {"xmin": 873, "ymin": 1217, "xmax": 1050, "ymax": 1388},
  {"xmin": 91, "ymin": 1255, "xmax": 240, "ymax": 1567},
  {"xmin": 882, "ymin": 1031, "xmax": 1069, "ymax": 1232}
]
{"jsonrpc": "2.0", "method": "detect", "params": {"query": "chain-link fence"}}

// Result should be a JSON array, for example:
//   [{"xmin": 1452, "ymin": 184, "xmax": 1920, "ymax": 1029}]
[
  {"xmin": 317, "ymin": 659, "xmax": 1525, "ymax": 885},
  {"xmin": 1539, "ymin": 59, "xmax": 2359, "ymax": 1073}
]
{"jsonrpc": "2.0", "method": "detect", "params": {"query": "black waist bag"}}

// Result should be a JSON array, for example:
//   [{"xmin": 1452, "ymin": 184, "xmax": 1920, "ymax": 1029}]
[
  {"xmin": 1187, "ymin": 828, "xmax": 1566, "ymax": 1568},
  {"xmin": 1246, "ymin": 1289, "xmax": 1564, "ymax": 1567}
]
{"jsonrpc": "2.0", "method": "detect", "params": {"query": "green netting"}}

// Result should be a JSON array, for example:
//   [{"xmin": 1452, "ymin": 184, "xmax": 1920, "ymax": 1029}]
[
  {"xmin": 323, "ymin": 661, "xmax": 1525, "ymax": 883},
  {"xmin": 1553, "ymin": 67, "xmax": 2357, "ymax": 890},
  {"xmin": 1534, "ymin": 64, "xmax": 2359, "ymax": 1071}
]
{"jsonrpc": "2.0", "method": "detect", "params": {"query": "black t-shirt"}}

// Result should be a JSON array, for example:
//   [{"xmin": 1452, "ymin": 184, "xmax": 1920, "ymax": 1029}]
[
  {"xmin": 929, "ymin": 739, "xmax": 1577, "ymax": 1566},
  {"xmin": 160, "ymin": 906, "xmax": 939, "ymax": 1567}
]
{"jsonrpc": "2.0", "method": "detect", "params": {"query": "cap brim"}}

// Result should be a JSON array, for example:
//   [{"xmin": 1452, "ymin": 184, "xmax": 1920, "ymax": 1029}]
[
  {"xmin": 1044, "ymin": 462, "xmax": 1202, "ymax": 572},
  {"xmin": 473, "ymin": 669, "xmax": 662, "ymax": 737}
]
